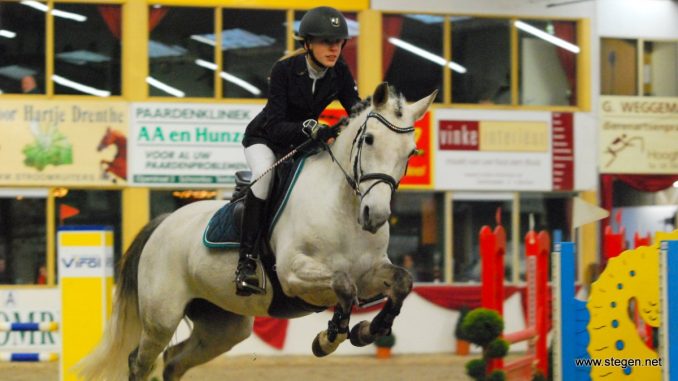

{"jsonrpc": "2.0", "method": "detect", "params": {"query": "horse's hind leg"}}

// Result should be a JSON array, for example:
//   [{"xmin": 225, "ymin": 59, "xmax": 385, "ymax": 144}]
[
  {"xmin": 312, "ymin": 271, "xmax": 357, "ymax": 357},
  {"xmin": 163, "ymin": 299, "xmax": 252, "ymax": 381},
  {"xmin": 350, "ymin": 263, "xmax": 413, "ymax": 347},
  {"xmin": 129, "ymin": 298, "xmax": 187, "ymax": 381}
]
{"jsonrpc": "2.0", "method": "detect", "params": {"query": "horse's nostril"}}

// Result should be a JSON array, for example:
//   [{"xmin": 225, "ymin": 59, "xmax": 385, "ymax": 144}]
[{"xmin": 362, "ymin": 206, "xmax": 370, "ymax": 223}]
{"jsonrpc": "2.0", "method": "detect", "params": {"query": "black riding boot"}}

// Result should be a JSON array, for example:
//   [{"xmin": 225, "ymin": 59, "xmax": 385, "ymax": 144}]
[{"xmin": 235, "ymin": 190, "xmax": 267, "ymax": 296}]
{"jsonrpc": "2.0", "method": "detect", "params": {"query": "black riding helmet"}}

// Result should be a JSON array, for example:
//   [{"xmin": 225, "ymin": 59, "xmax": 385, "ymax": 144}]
[{"xmin": 297, "ymin": 6, "xmax": 349, "ymax": 41}]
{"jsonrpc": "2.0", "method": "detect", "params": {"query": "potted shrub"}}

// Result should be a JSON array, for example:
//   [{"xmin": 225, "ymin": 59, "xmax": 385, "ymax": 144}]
[
  {"xmin": 455, "ymin": 306, "xmax": 471, "ymax": 355},
  {"xmin": 460, "ymin": 308, "xmax": 509, "ymax": 381},
  {"xmin": 374, "ymin": 332, "xmax": 396, "ymax": 359}
]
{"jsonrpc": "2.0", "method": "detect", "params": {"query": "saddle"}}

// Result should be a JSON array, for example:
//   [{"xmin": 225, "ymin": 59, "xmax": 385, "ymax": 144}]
[{"xmin": 202, "ymin": 149, "xmax": 327, "ymax": 318}]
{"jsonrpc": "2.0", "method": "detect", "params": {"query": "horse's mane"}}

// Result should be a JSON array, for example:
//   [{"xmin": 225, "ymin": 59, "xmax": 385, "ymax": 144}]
[{"xmin": 348, "ymin": 85, "xmax": 404, "ymax": 121}]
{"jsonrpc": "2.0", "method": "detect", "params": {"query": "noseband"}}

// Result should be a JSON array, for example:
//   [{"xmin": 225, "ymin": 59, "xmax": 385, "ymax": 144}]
[{"xmin": 326, "ymin": 111, "xmax": 414, "ymax": 200}]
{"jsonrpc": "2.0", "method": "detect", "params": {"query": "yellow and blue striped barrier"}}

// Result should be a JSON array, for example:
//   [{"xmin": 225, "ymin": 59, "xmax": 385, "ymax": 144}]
[
  {"xmin": 0, "ymin": 322, "xmax": 59, "ymax": 332},
  {"xmin": 0, "ymin": 352, "xmax": 59, "ymax": 362}
]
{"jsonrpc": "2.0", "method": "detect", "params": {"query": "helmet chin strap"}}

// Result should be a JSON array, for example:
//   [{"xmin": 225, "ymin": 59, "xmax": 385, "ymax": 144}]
[{"xmin": 305, "ymin": 42, "xmax": 327, "ymax": 70}]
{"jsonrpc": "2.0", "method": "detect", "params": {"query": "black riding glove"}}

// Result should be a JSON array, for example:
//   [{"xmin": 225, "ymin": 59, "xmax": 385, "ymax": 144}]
[{"xmin": 302, "ymin": 119, "xmax": 339, "ymax": 142}]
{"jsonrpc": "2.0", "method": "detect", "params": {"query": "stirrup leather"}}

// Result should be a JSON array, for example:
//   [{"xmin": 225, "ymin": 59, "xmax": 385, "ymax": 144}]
[{"xmin": 235, "ymin": 254, "xmax": 266, "ymax": 296}]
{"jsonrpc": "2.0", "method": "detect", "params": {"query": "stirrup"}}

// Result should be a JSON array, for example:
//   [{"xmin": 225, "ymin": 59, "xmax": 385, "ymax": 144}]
[{"xmin": 235, "ymin": 256, "xmax": 266, "ymax": 296}]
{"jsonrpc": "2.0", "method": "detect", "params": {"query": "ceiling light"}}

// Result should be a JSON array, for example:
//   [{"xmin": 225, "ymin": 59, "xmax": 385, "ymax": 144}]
[
  {"xmin": 194, "ymin": 59, "xmax": 261, "ymax": 95},
  {"xmin": 20, "ymin": 1, "xmax": 87, "ymax": 22},
  {"xmin": 388, "ymin": 37, "xmax": 467, "ymax": 73},
  {"xmin": 52, "ymin": 75, "xmax": 111, "ymax": 97},
  {"xmin": 514, "ymin": 20, "xmax": 580, "ymax": 53},
  {"xmin": 146, "ymin": 77, "xmax": 185, "ymax": 98},
  {"xmin": 0, "ymin": 30, "xmax": 17, "ymax": 39}
]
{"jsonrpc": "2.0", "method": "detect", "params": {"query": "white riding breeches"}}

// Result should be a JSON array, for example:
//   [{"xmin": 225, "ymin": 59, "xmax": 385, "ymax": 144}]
[{"xmin": 244, "ymin": 144, "xmax": 276, "ymax": 200}]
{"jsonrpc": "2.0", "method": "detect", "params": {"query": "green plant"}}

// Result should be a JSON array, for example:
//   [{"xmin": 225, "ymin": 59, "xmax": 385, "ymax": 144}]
[
  {"xmin": 487, "ymin": 370, "xmax": 506, "ymax": 381},
  {"xmin": 455, "ymin": 306, "xmax": 471, "ymax": 341},
  {"xmin": 465, "ymin": 358, "xmax": 486, "ymax": 379},
  {"xmin": 461, "ymin": 308, "xmax": 507, "ymax": 381},
  {"xmin": 374, "ymin": 333, "xmax": 396, "ymax": 348},
  {"xmin": 461, "ymin": 308, "xmax": 504, "ymax": 347},
  {"xmin": 486, "ymin": 338, "xmax": 509, "ymax": 358}
]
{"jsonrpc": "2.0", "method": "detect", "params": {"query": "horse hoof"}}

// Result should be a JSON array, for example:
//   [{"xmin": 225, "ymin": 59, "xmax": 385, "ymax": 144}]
[
  {"xmin": 312, "ymin": 334, "xmax": 329, "ymax": 357},
  {"xmin": 349, "ymin": 321, "xmax": 374, "ymax": 347}
]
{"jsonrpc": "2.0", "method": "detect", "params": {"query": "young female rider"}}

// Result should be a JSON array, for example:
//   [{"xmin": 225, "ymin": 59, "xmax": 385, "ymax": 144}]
[{"xmin": 236, "ymin": 6, "xmax": 361, "ymax": 296}]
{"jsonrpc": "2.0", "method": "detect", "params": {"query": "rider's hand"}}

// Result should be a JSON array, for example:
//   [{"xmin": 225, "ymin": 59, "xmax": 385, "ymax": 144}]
[{"xmin": 303, "ymin": 120, "xmax": 339, "ymax": 143}]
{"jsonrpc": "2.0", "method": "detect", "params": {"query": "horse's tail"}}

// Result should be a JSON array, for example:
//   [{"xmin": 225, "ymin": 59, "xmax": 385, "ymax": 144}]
[{"xmin": 76, "ymin": 213, "xmax": 170, "ymax": 381}]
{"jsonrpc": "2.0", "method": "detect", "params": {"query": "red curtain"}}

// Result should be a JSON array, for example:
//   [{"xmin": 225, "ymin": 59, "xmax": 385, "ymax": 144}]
[
  {"xmin": 553, "ymin": 21, "xmax": 577, "ymax": 105},
  {"xmin": 98, "ymin": 6, "xmax": 169, "ymax": 39},
  {"xmin": 382, "ymin": 15, "xmax": 404, "ymax": 77}
]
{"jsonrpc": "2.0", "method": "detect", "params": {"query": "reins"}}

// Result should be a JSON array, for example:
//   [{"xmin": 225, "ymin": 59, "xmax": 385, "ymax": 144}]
[{"xmin": 325, "ymin": 111, "xmax": 414, "ymax": 200}]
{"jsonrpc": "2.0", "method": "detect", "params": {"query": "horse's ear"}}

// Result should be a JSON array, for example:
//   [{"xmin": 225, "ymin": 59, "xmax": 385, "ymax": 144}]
[
  {"xmin": 372, "ymin": 82, "xmax": 389, "ymax": 109},
  {"xmin": 409, "ymin": 89, "xmax": 438, "ymax": 122}
]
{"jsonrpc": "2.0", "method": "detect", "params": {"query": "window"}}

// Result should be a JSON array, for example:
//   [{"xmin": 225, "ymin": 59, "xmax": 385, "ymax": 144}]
[
  {"xmin": 643, "ymin": 40, "xmax": 678, "ymax": 97},
  {"xmin": 389, "ymin": 192, "xmax": 444, "ymax": 283},
  {"xmin": 0, "ymin": 1, "xmax": 46, "ymax": 95},
  {"xmin": 150, "ymin": 189, "xmax": 217, "ymax": 219},
  {"xmin": 382, "ymin": 14, "xmax": 444, "ymax": 102},
  {"xmin": 518, "ymin": 193, "xmax": 573, "ymax": 281},
  {"xmin": 518, "ymin": 19, "xmax": 578, "ymax": 106},
  {"xmin": 149, "ymin": 6, "xmax": 214, "ymax": 98},
  {"xmin": 451, "ymin": 17, "xmax": 511, "ymax": 104},
  {"xmin": 0, "ymin": 194, "xmax": 46, "ymax": 284},
  {"xmin": 452, "ymin": 196, "xmax": 513, "ymax": 283},
  {"xmin": 601, "ymin": 38, "xmax": 638, "ymax": 95},
  {"xmin": 53, "ymin": 3, "xmax": 121, "ymax": 96},
  {"xmin": 220, "ymin": 9, "xmax": 286, "ymax": 99}
]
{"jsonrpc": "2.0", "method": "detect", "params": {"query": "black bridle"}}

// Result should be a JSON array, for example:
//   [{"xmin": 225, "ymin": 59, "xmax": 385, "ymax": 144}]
[{"xmin": 326, "ymin": 111, "xmax": 415, "ymax": 200}]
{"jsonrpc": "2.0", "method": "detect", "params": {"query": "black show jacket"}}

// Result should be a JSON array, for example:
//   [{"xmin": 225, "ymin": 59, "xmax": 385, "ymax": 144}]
[{"xmin": 242, "ymin": 54, "xmax": 360, "ymax": 155}]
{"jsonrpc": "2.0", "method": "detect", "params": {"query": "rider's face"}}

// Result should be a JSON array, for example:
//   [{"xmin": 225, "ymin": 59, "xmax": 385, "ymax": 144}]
[{"xmin": 308, "ymin": 38, "xmax": 345, "ymax": 67}]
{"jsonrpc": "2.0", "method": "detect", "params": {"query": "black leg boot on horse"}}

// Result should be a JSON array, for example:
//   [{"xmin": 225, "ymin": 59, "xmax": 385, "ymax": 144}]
[{"xmin": 235, "ymin": 190, "xmax": 267, "ymax": 296}]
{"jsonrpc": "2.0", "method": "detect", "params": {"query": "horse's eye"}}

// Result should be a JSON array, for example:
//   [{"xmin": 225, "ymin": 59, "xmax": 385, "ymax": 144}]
[{"xmin": 364, "ymin": 134, "xmax": 374, "ymax": 145}]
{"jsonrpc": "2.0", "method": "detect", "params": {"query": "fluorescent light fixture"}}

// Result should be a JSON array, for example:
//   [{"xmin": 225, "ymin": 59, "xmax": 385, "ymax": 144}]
[
  {"xmin": 674, "ymin": 180, "xmax": 678, "ymax": 188},
  {"xmin": 146, "ymin": 77, "xmax": 185, "ymax": 98},
  {"xmin": 52, "ymin": 74, "xmax": 111, "ymax": 97},
  {"xmin": 514, "ymin": 20, "xmax": 580, "ymax": 53},
  {"xmin": 388, "ymin": 37, "xmax": 467, "ymax": 74},
  {"xmin": 20, "ymin": 1, "xmax": 87, "ymax": 22},
  {"xmin": 194, "ymin": 59, "xmax": 262, "ymax": 95},
  {"xmin": 0, "ymin": 29, "xmax": 17, "ymax": 39}
]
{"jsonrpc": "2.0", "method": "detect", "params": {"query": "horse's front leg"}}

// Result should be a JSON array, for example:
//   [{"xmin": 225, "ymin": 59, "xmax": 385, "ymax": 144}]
[
  {"xmin": 281, "ymin": 256, "xmax": 357, "ymax": 357},
  {"xmin": 312, "ymin": 271, "xmax": 356, "ymax": 357},
  {"xmin": 350, "ymin": 263, "xmax": 413, "ymax": 347}
]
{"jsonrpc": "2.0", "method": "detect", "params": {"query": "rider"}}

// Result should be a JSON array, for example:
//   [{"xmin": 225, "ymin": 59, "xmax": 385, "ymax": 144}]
[{"xmin": 235, "ymin": 6, "xmax": 361, "ymax": 296}]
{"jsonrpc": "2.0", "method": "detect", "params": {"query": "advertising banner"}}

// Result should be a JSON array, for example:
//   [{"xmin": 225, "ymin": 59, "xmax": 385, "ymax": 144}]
[
  {"xmin": 129, "ymin": 103, "xmax": 262, "ymax": 187},
  {"xmin": 434, "ymin": 109, "xmax": 552, "ymax": 191},
  {"xmin": 0, "ymin": 101, "xmax": 128, "ymax": 186},
  {"xmin": 600, "ymin": 96, "xmax": 678, "ymax": 174}
]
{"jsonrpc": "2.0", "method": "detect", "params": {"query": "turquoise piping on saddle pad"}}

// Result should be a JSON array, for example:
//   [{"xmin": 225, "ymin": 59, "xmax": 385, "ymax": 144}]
[
  {"xmin": 202, "ymin": 221, "xmax": 240, "ymax": 249},
  {"xmin": 268, "ymin": 155, "xmax": 308, "ymax": 236}
]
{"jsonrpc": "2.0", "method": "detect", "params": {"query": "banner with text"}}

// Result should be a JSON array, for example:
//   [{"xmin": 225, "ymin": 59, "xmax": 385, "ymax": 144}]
[
  {"xmin": 129, "ymin": 103, "xmax": 262, "ymax": 187},
  {"xmin": 0, "ymin": 101, "xmax": 128, "ymax": 186},
  {"xmin": 434, "ymin": 109, "xmax": 552, "ymax": 191},
  {"xmin": 600, "ymin": 96, "xmax": 678, "ymax": 174}
]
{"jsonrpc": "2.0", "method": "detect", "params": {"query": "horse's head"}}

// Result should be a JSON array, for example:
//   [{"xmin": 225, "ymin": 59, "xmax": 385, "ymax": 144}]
[
  {"xmin": 97, "ymin": 127, "xmax": 113, "ymax": 151},
  {"xmin": 351, "ymin": 82, "xmax": 437, "ymax": 233}
]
